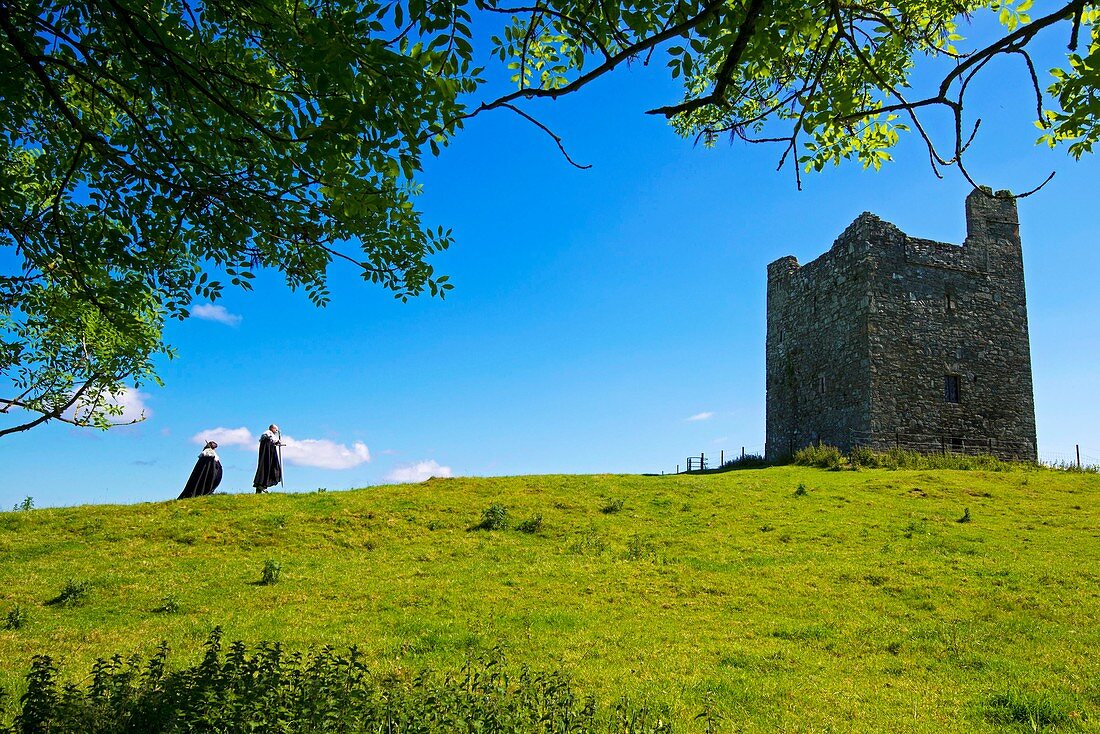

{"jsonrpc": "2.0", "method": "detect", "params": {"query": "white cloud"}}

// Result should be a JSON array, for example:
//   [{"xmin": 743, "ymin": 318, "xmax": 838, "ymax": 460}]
[
  {"xmin": 191, "ymin": 428, "xmax": 371, "ymax": 469},
  {"xmin": 385, "ymin": 460, "xmax": 453, "ymax": 483},
  {"xmin": 110, "ymin": 387, "xmax": 151, "ymax": 422},
  {"xmin": 191, "ymin": 303, "xmax": 242, "ymax": 326},
  {"xmin": 281, "ymin": 437, "xmax": 370, "ymax": 470},
  {"xmin": 192, "ymin": 426, "xmax": 255, "ymax": 447},
  {"xmin": 686, "ymin": 412, "xmax": 714, "ymax": 422}
]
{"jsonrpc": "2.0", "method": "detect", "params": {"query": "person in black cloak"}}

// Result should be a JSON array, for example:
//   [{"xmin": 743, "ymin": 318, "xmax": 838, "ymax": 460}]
[
  {"xmin": 178, "ymin": 441, "xmax": 223, "ymax": 499},
  {"xmin": 253, "ymin": 424, "xmax": 283, "ymax": 493}
]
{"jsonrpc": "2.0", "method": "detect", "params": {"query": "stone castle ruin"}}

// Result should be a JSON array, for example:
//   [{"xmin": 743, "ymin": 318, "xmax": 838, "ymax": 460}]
[{"xmin": 765, "ymin": 188, "xmax": 1037, "ymax": 462}]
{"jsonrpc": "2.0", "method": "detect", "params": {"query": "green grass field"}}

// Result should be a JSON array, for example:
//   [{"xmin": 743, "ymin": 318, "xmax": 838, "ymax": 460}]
[{"xmin": 2, "ymin": 467, "xmax": 1098, "ymax": 731}]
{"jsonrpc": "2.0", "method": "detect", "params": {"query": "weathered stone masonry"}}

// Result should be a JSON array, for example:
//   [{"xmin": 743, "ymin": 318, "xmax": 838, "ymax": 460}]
[{"xmin": 765, "ymin": 188, "xmax": 1037, "ymax": 462}]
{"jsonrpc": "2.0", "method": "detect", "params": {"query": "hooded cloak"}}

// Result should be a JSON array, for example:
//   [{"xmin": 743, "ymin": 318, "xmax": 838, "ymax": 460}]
[
  {"xmin": 253, "ymin": 430, "xmax": 282, "ymax": 490},
  {"xmin": 178, "ymin": 448, "xmax": 223, "ymax": 499}
]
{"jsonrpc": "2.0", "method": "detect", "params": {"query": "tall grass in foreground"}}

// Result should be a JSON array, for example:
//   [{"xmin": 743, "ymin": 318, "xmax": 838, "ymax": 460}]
[{"xmin": 3, "ymin": 630, "xmax": 673, "ymax": 733}]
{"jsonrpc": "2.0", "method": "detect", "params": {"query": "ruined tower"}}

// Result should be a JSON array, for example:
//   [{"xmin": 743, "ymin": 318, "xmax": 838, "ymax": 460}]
[{"xmin": 765, "ymin": 188, "xmax": 1037, "ymax": 462}]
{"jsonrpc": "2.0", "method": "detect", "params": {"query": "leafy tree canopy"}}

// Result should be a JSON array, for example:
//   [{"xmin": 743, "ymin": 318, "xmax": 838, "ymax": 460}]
[{"xmin": 1, "ymin": 0, "xmax": 1095, "ymax": 435}]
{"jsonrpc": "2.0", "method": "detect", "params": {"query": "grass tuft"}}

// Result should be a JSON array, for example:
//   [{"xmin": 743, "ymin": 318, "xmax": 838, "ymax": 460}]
[
  {"xmin": 984, "ymin": 689, "xmax": 1082, "ymax": 728},
  {"xmin": 600, "ymin": 498, "xmax": 624, "ymax": 514},
  {"xmin": 514, "ymin": 515, "xmax": 543, "ymax": 534},
  {"xmin": 153, "ymin": 595, "xmax": 181, "ymax": 614},
  {"xmin": 45, "ymin": 580, "xmax": 90, "ymax": 608}
]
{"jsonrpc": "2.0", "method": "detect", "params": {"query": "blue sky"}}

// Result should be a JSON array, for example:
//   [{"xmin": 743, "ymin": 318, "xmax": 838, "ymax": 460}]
[{"xmin": 3, "ymin": 11, "xmax": 1099, "ymax": 508}]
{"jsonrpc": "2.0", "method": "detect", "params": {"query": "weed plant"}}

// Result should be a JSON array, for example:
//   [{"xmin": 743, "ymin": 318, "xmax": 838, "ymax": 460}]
[
  {"xmin": 153, "ymin": 595, "xmax": 181, "ymax": 614},
  {"xmin": 568, "ymin": 527, "xmax": 607, "ymax": 556},
  {"xmin": 624, "ymin": 534, "xmax": 658, "ymax": 562},
  {"xmin": 796, "ymin": 444, "xmax": 1043, "ymax": 472},
  {"xmin": 470, "ymin": 503, "xmax": 509, "ymax": 531},
  {"xmin": 10, "ymin": 497, "xmax": 33, "ymax": 512},
  {"xmin": 3, "ymin": 607, "xmax": 26, "ymax": 631},
  {"xmin": 45, "ymin": 580, "xmax": 89, "ymax": 608},
  {"xmin": 600, "ymin": 499, "xmax": 624, "ymax": 514},
  {"xmin": 792, "ymin": 444, "xmax": 845, "ymax": 469},
  {"xmin": 3, "ymin": 630, "xmax": 673, "ymax": 733},
  {"xmin": 515, "ymin": 515, "xmax": 543, "ymax": 534},
  {"xmin": 718, "ymin": 453, "xmax": 768, "ymax": 470},
  {"xmin": 260, "ymin": 560, "xmax": 281, "ymax": 585}
]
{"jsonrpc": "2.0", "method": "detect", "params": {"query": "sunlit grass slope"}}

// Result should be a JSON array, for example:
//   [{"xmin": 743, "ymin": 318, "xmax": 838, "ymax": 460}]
[{"xmin": 1, "ymin": 467, "xmax": 1098, "ymax": 731}]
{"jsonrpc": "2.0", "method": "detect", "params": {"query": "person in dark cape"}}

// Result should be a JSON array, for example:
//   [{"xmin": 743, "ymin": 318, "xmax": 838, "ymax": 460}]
[
  {"xmin": 178, "ymin": 441, "xmax": 223, "ymax": 499},
  {"xmin": 253, "ymin": 424, "xmax": 283, "ymax": 493}
]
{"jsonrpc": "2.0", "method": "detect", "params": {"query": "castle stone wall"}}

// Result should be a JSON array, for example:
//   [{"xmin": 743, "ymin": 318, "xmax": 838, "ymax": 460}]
[{"xmin": 765, "ymin": 188, "xmax": 1037, "ymax": 462}]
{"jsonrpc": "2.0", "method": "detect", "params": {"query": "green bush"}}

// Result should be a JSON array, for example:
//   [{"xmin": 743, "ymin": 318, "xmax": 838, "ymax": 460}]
[
  {"xmin": 792, "ymin": 444, "xmax": 844, "ymax": 469},
  {"xmin": 4, "ymin": 605, "xmax": 27, "ymax": 630},
  {"xmin": 3, "ymin": 631, "xmax": 675, "ymax": 733},
  {"xmin": 848, "ymin": 445, "xmax": 879, "ymax": 468},
  {"xmin": 470, "ymin": 503, "xmax": 510, "ymax": 531},
  {"xmin": 260, "ymin": 560, "xmax": 281, "ymax": 585},
  {"xmin": 719, "ymin": 453, "xmax": 768, "ymax": 470}
]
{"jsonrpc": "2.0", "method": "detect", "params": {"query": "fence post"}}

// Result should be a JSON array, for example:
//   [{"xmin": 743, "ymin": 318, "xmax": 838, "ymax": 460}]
[
  {"xmin": 1077, "ymin": 444, "xmax": 1081, "ymax": 468},
  {"xmin": 941, "ymin": 436, "xmax": 946, "ymax": 455},
  {"xmin": 721, "ymin": 450, "xmax": 724, "ymax": 466},
  {"xmin": 700, "ymin": 452, "xmax": 705, "ymax": 470},
  {"xmin": 676, "ymin": 464, "xmax": 679, "ymax": 474},
  {"xmin": 742, "ymin": 446, "xmax": 746, "ymax": 459}
]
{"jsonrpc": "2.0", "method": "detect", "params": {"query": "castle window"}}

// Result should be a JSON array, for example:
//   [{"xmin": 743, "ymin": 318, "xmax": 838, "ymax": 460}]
[
  {"xmin": 946, "ymin": 291, "xmax": 957, "ymax": 311},
  {"xmin": 944, "ymin": 374, "xmax": 961, "ymax": 403}
]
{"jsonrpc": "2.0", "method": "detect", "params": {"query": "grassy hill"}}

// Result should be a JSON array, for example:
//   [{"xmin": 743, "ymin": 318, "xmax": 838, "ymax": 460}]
[{"xmin": 1, "ymin": 467, "xmax": 1098, "ymax": 731}]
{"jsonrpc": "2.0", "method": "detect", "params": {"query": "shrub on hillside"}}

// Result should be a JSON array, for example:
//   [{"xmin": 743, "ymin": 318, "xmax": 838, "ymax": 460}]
[
  {"xmin": 260, "ymin": 560, "xmax": 282, "ymax": 585},
  {"xmin": 4, "ymin": 630, "xmax": 675, "ymax": 733},
  {"xmin": 848, "ymin": 445, "xmax": 879, "ymax": 468},
  {"xmin": 4, "ymin": 605, "xmax": 27, "ymax": 630},
  {"xmin": 719, "ymin": 453, "xmax": 768, "ymax": 470},
  {"xmin": 470, "ymin": 503, "xmax": 509, "ymax": 531},
  {"xmin": 46, "ymin": 580, "xmax": 90, "ymax": 608},
  {"xmin": 796, "ymin": 445, "xmax": 1037, "ymax": 472},
  {"xmin": 872, "ymin": 449, "xmax": 1019, "ymax": 472},
  {"xmin": 793, "ymin": 444, "xmax": 845, "ymax": 469}
]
